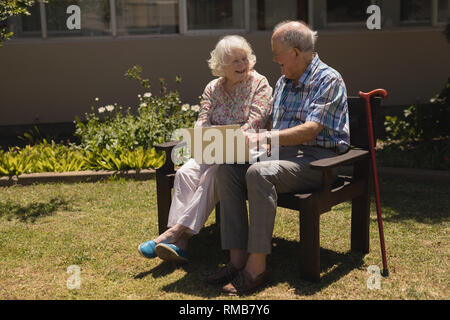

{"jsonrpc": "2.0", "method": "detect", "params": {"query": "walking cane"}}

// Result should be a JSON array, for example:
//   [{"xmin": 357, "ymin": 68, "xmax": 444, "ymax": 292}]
[{"xmin": 358, "ymin": 89, "xmax": 389, "ymax": 277}]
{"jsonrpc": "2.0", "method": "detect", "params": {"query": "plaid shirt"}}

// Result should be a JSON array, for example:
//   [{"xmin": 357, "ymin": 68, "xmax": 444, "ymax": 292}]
[{"xmin": 272, "ymin": 54, "xmax": 350, "ymax": 153}]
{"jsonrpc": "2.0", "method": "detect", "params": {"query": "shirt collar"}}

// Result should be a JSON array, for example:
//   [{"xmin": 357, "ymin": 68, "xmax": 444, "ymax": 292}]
[
  {"xmin": 281, "ymin": 53, "xmax": 320, "ymax": 89},
  {"xmin": 298, "ymin": 53, "xmax": 320, "ymax": 88}
]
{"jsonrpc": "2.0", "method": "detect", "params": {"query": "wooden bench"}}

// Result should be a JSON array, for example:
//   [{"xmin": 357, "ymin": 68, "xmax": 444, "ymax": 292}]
[{"xmin": 154, "ymin": 96, "xmax": 382, "ymax": 282}]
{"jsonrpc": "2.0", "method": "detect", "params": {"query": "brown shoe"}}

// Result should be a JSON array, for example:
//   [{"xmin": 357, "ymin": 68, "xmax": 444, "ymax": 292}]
[
  {"xmin": 204, "ymin": 264, "xmax": 242, "ymax": 286},
  {"xmin": 222, "ymin": 270, "xmax": 271, "ymax": 296}
]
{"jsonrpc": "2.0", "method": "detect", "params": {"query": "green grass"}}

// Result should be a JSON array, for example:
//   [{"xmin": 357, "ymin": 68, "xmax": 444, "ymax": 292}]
[{"xmin": 0, "ymin": 176, "xmax": 449, "ymax": 300}]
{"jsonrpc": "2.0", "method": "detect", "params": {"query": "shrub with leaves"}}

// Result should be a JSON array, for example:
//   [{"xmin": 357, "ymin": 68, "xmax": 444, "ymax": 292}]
[
  {"xmin": 380, "ymin": 78, "xmax": 450, "ymax": 170},
  {"xmin": 0, "ymin": 142, "xmax": 165, "ymax": 177},
  {"xmin": 1, "ymin": 65, "xmax": 194, "ymax": 177},
  {"xmin": 384, "ymin": 78, "xmax": 450, "ymax": 142},
  {"xmin": 74, "ymin": 65, "xmax": 198, "ymax": 153}
]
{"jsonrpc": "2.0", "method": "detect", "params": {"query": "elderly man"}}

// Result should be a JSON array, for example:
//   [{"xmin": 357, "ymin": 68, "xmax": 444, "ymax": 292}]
[{"xmin": 206, "ymin": 21, "xmax": 350, "ymax": 295}]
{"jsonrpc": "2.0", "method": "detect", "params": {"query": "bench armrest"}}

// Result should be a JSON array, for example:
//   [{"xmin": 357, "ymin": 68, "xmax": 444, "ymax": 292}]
[
  {"xmin": 154, "ymin": 141, "xmax": 182, "ymax": 152},
  {"xmin": 309, "ymin": 149, "xmax": 369, "ymax": 170},
  {"xmin": 154, "ymin": 141, "xmax": 182, "ymax": 174}
]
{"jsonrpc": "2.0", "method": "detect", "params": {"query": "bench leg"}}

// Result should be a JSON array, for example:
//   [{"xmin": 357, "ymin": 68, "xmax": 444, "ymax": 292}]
[
  {"xmin": 351, "ymin": 159, "xmax": 371, "ymax": 253},
  {"xmin": 299, "ymin": 195, "xmax": 321, "ymax": 282},
  {"xmin": 156, "ymin": 172, "xmax": 171, "ymax": 235},
  {"xmin": 215, "ymin": 203, "xmax": 220, "ymax": 225},
  {"xmin": 351, "ymin": 182, "xmax": 370, "ymax": 253}
]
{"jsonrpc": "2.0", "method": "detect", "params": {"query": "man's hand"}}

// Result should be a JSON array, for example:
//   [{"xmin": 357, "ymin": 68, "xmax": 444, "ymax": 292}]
[
  {"xmin": 244, "ymin": 130, "xmax": 263, "ymax": 149},
  {"xmin": 244, "ymin": 131, "xmax": 271, "ymax": 156},
  {"xmin": 276, "ymin": 121, "xmax": 324, "ymax": 146}
]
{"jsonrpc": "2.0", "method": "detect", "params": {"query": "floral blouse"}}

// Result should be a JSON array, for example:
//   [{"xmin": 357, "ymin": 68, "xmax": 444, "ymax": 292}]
[{"xmin": 195, "ymin": 70, "xmax": 273, "ymax": 131}]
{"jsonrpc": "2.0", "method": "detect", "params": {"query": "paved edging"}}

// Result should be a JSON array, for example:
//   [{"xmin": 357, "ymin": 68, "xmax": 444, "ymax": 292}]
[
  {"xmin": 0, "ymin": 166, "xmax": 448, "ymax": 187},
  {"xmin": 0, "ymin": 169, "xmax": 156, "ymax": 187}
]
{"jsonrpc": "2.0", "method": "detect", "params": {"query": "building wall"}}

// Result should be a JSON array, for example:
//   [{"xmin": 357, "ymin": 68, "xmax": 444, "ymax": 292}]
[{"xmin": 0, "ymin": 28, "xmax": 449, "ymax": 126}]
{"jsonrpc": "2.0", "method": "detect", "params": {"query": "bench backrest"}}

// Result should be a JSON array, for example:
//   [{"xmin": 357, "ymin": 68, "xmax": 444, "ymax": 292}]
[{"xmin": 347, "ymin": 96, "xmax": 381, "ymax": 150}]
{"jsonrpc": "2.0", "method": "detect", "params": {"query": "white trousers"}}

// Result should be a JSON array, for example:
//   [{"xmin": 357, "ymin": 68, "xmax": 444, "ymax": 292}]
[{"xmin": 167, "ymin": 159, "xmax": 219, "ymax": 235}]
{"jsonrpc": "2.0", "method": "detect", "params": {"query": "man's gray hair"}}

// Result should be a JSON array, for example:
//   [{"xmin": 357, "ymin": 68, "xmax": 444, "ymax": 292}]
[{"xmin": 273, "ymin": 20, "xmax": 318, "ymax": 52}]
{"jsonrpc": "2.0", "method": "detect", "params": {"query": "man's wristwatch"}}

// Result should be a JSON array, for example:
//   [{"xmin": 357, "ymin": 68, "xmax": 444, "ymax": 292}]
[
  {"xmin": 265, "ymin": 130, "xmax": 272, "ymax": 145},
  {"xmin": 265, "ymin": 130, "xmax": 272, "ymax": 157}
]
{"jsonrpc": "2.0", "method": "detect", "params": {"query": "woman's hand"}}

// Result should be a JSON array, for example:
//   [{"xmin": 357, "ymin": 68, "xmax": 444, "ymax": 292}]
[{"xmin": 243, "ymin": 130, "xmax": 270, "ymax": 156}]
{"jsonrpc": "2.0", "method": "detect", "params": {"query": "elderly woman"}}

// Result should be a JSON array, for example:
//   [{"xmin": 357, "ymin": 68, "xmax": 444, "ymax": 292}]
[{"xmin": 138, "ymin": 35, "xmax": 272, "ymax": 262}]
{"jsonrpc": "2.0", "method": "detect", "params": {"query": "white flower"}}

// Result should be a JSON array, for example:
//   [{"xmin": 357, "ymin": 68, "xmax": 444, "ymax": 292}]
[
  {"xmin": 98, "ymin": 107, "xmax": 105, "ymax": 113},
  {"xmin": 143, "ymin": 92, "xmax": 152, "ymax": 98},
  {"xmin": 95, "ymin": 97, "xmax": 99, "ymax": 102},
  {"xmin": 191, "ymin": 104, "xmax": 200, "ymax": 112},
  {"xmin": 105, "ymin": 105, "xmax": 114, "ymax": 112},
  {"xmin": 181, "ymin": 104, "xmax": 190, "ymax": 111},
  {"xmin": 140, "ymin": 103, "xmax": 147, "ymax": 108},
  {"xmin": 137, "ymin": 94, "xmax": 142, "ymax": 98}
]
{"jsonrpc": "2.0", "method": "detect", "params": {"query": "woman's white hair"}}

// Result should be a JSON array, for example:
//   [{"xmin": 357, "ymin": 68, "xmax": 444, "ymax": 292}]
[
  {"xmin": 273, "ymin": 20, "xmax": 318, "ymax": 52},
  {"xmin": 207, "ymin": 35, "xmax": 256, "ymax": 77}
]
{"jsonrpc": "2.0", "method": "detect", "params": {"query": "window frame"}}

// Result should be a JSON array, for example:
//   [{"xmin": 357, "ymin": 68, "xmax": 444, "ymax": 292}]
[
  {"xmin": 399, "ymin": 0, "xmax": 433, "ymax": 26},
  {"xmin": 5, "ymin": 0, "xmax": 448, "ymax": 42},
  {"xmin": 114, "ymin": 0, "xmax": 180, "ymax": 36},
  {"xmin": 399, "ymin": 0, "xmax": 448, "ymax": 27},
  {"xmin": 179, "ymin": 0, "xmax": 251, "ymax": 35},
  {"xmin": 324, "ymin": 0, "xmax": 379, "ymax": 29},
  {"xmin": 254, "ymin": 0, "xmax": 311, "ymax": 32},
  {"xmin": 432, "ymin": 0, "xmax": 449, "ymax": 26},
  {"xmin": 322, "ymin": 0, "xmax": 447, "ymax": 29},
  {"xmin": 39, "ymin": 0, "xmax": 115, "ymax": 39}
]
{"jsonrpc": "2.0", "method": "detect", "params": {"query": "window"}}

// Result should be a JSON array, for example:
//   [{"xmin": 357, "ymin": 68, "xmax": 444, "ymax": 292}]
[
  {"xmin": 185, "ymin": 0, "xmax": 245, "ymax": 31},
  {"xmin": 46, "ymin": 0, "xmax": 111, "ymax": 37},
  {"xmin": 326, "ymin": 0, "xmax": 371, "ymax": 25},
  {"xmin": 7, "ymin": 2, "xmax": 41, "ymax": 38},
  {"xmin": 257, "ymin": 0, "xmax": 308, "ymax": 31},
  {"xmin": 400, "ymin": 0, "xmax": 432, "ymax": 23},
  {"xmin": 116, "ymin": 0, "xmax": 179, "ymax": 35},
  {"xmin": 438, "ymin": 0, "xmax": 449, "ymax": 22},
  {"xmin": 4, "ymin": 0, "xmax": 448, "ymax": 41}
]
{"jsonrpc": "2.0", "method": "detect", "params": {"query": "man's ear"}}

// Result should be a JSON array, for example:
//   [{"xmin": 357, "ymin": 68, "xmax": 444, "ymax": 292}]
[{"xmin": 293, "ymin": 48, "xmax": 301, "ymax": 57}]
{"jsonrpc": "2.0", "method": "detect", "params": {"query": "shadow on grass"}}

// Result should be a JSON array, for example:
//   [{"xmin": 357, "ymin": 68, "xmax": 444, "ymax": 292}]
[
  {"xmin": 0, "ymin": 197, "xmax": 70, "ymax": 222},
  {"xmin": 132, "ymin": 176, "xmax": 449, "ymax": 297},
  {"xmin": 135, "ymin": 224, "xmax": 365, "ymax": 298},
  {"xmin": 270, "ymin": 238, "xmax": 365, "ymax": 296},
  {"xmin": 376, "ymin": 176, "xmax": 450, "ymax": 224},
  {"xmin": 134, "ymin": 261, "xmax": 186, "ymax": 280}
]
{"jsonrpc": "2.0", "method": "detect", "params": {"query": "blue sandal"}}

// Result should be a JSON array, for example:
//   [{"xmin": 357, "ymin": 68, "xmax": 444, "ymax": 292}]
[
  {"xmin": 138, "ymin": 240, "xmax": 157, "ymax": 259},
  {"xmin": 155, "ymin": 243, "xmax": 189, "ymax": 263}
]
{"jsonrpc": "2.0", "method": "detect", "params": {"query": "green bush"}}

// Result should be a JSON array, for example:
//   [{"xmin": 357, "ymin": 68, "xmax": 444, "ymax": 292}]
[
  {"xmin": 384, "ymin": 78, "xmax": 450, "ymax": 142},
  {"xmin": 1, "ymin": 65, "xmax": 195, "ymax": 177},
  {"xmin": 380, "ymin": 78, "xmax": 450, "ymax": 170},
  {"xmin": 0, "ymin": 142, "xmax": 165, "ymax": 177},
  {"xmin": 74, "ymin": 65, "xmax": 198, "ymax": 153}
]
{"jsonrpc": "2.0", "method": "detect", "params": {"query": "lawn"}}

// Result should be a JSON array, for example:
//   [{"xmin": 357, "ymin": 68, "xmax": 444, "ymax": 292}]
[{"xmin": 0, "ymin": 175, "xmax": 448, "ymax": 300}]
